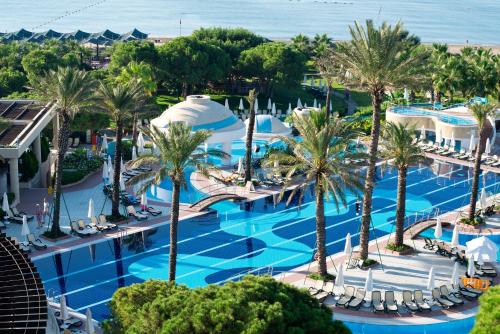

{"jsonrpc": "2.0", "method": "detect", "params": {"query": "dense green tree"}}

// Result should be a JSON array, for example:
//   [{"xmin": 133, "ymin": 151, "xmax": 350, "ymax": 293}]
[
  {"xmin": 332, "ymin": 20, "xmax": 425, "ymax": 260},
  {"xmin": 108, "ymin": 40, "xmax": 158, "ymax": 73},
  {"xmin": 105, "ymin": 275, "xmax": 351, "ymax": 334},
  {"xmin": 127, "ymin": 123, "xmax": 228, "ymax": 281},
  {"xmin": 265, "ymin": 110, "xmax": 364, "ymax": 276},
  {"xmin": 291, "ymin": 33, "xmax": 312, "ymax": 58},
  {"xmin": 238, "ymin": 42, "xmax": 306, "ymax": 96},
  {"xmin": 471, "ymin": 285, "xmax": 500, "ymax": 334},
  {"xmin": 312, "ymin": 33, "xmax": 334, "ymax": 57},
  {"xmin": 0, "ymin": 67, "xmax": 27, "ymax": 97},
  {"xmin": 157, "ymin": 37, "xmax": 231, "ymax": 97}
]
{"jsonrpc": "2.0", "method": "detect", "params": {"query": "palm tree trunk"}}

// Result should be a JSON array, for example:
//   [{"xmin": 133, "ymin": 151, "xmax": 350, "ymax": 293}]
[
  {"xmin": 394, "ymin": 166, "xmax": 407, "ymax": 247},
  {"xmin": 359, "ymin": 89, "xmax": 383, "ymax": 260},
  {"xmin": 325, "ymin": 81, "xmax": 332, "ymax": 118},
  {"xmin": 315, "ymin": 184, "xmax": 327, "ymax": 276},
  {"xmin": 469, "ymin": 135, "xmax": 484, "ymax": 220},
  {"xmin": 51, "ymin": 113, "xmax": 71, "ymax": 235},
  {"xmin": 131, "ymin": 113, "xmax": 138, "ymax": 148},
  {"xmin": 245, "ymin": 97, "xmax": 256, "ymax": 183},
  {"xmin": 112, "ymin": 122, "xmax": 123, "ymax": 217},
  {"xmin": 169, "ymin": 180, "xmax": 180, "ymax": 282}
]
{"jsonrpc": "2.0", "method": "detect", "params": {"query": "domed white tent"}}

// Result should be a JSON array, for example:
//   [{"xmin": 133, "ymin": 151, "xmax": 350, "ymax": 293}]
[
  {"xmin": 244, "ymin": 114, "xmax": 291, "ymax": 140},
  {"xmin": 150, "ymin": 95, "xmax": 245, "ymax": 162}
]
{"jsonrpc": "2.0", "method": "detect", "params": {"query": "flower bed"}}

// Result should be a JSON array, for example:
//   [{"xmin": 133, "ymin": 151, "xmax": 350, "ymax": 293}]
[{"xmin": 62, "ymin": 149, "xmax": 103, "ymax": 185}]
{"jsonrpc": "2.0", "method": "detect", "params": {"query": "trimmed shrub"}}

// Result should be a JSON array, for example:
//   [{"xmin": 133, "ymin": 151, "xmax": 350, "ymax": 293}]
[
  {"xmin": 19, "ymin": 149, "xmax": 38, "ymax": 182},
  {"xmin": 471, "ymin": 285, "xmax": 500, "ymax": 334}
]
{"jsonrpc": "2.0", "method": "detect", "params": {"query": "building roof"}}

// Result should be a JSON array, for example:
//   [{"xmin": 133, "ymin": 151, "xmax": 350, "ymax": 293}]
[{"xmin": 0, "ymin": 233, "xmax": 48, "ymax": 333}]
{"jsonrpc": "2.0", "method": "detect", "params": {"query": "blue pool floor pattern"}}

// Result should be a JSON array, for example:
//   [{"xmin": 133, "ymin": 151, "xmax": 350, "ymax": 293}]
[{"xmin": 35, "ymin": 164, "xmax": 500, "ymax": 323}]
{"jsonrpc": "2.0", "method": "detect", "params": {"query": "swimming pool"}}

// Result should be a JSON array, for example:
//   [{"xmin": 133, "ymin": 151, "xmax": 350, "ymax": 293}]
[
  {"xmin": 34, "ymin": 161, "xmax": 500, "ymax": 322},
  {"xmin": 389, "ymin": 107, "xmax": 476, "ymax": 126}
]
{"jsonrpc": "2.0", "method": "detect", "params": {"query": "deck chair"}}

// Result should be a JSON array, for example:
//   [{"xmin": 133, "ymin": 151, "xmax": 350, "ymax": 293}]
[
  {"xmin": 423, "ymin": 238, "xmax": 436, "ymax": 250},
  {"xmin": 432, "ymin": 288, "xmax": 454, "ymax": 308},
  {"xmin": 11, "ymin": 236, "xmax": 31, "ymax": 252},
  {"xmin": 346, "ymin": 257, "xmax": 360, "ymax": 269},
  {"xmin": 27, "ymin": 233, "xmax": 47, "ymax": 250},
  {"xmin": 6, "ymin": 209, "xmax": 24, "ymax": 223},
  {"xmin": 315, "ymin": 281, "xmax": 335, "ymax": 303},
  {"xmin": 439, "ymin": 285, "xmax": 464, "ymax": 305},
  {"xmin": 146, "ymin": 206, "xmax": 162, "ymax": 216},
  {"xmin": 384, "ymin": 291, "xmax": 398, "ymax": 313},
  {"xmin": 458, "ymin": 281, "xmax": 482, "ymax": 296},
  {"xmin": 11, "ymin": 208, "xmax": 34, "ymax": 220},
  {"xmin": 336, "ymin": 286, "xmax": 355, "ymax": 307},
  {"xmin": 78, "ymin": 220, "xmax": 98, "ymax": 234},
  {"xmin": 475, "ymin": 264, "xmax": 497, "ymax": 277},
  {"xmin": 98, "ymin": 215, "xmax": 117, "ymax": 229},
  {"xmin": 452, "ymin": 284, "xmax": 478, "ymax": 300},
  {"xmin": 402, "ymin": 290, "xmax": 419, "ymax": 312},
  {"xmin": 308, "ymin": 279, "xmax": 324, "ymax": 296},
  {"xmin": 414, "ymin": 290, "xmax": 431, "ymax": 312},
  {"xmin": 347, "ymin": 288, "xmax": 366, "ymax": 310},
  {"xmin": 127, "ymin": 206, "xmax": 147, "ymax": 220},
  {"xmin": 71, "ymin": 221, "xmax": 97, "ymax": 237},
  {"xmin": 90, "ymin": 216, "xmax": 110, "ymax": 231},
  {"xmin": 371, "ymin": 291, "xmax": 385, "ymax": 313}
]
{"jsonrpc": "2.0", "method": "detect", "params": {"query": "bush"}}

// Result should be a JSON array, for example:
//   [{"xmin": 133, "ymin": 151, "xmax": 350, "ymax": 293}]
[
  {"xmin": 41, "ymin": 136, "xmax": 50, "ymax": 162},
  {"xmin": 459, "ymin": 216, "xmax": 484, "ymax": 226},
  {"xmin": 104, "ymin": 275, "xmax": 350, "ymax": 334},
  {"xmin": 470, "ymin": 285, "xmax": 500, "ymax": 334},
  {"xmin": 61, "ymin": 170, "xmax": 87, "ymax": 185},
  {"xmin": 385, "ymin": 243, "xmax": 413, "ymax": 252},
  {"xmin": 19, "ymin": 149, "xmax": 39, "ymax": 181}
]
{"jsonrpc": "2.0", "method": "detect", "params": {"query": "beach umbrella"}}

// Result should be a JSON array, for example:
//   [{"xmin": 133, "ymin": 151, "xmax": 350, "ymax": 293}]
[
  {"xmin": 313, "ymin": 98, "xmax": 318, "ymax": 108},
  {"xmin": 120, "ymin": 174, "xmax": 126, "ymax": 191},
  {"xmin": 108, "ymin": 164, "xmax": 114, "ymax": 184},
  {"xmin": 21, "ymin": 215, "xmax": 30, "ymax": 242},
  {"xmin": 404, "ymin": 87, "xmax": 409, "ymax": 101},
  {"xmin": 2, "ymin": 192, "xmax": 9, "ymax": 214},
  {"xmin": 427, "ymin": 266, "xmax": 435, "ymax": 290},
  {"xmin": 329, "ymin": 100, "xmax": 333, "ymax": 112},
  {"xmin": 107, "ymin": 155, "xmax": 112, "ymax": 167},
  {"xmin": 318, "ymin": 103, "xmax": 322, "ymax": 110},
  {"xmin": 101, "ymin": 134, "xmax": 108, "ymax": 152},
  {"xmin": 420, "ymin": 126, "xmax": 425, "ymax": 140},
  {"xmin": 469, "ymin": 133, "xmax": 475, "ymax": 152},
  {"xmin": 224, "ymin": 98, "xmax": 229, "ymax": 109},
  {"xmin": 450, "ymin": 224, "xmax": 460, "ymax": 247},
  {"xmin": 364, "ymin": 268, "xmax": 373, "ymax": 293},
  {"xmin": 267, "ymin": 98, "xmax": 272, "ymax": 110},
  {"xmin": 297, "ymin": 98, "xmax": 303, "ymax": 108},
  {"xmin": 485, "ymin": 137, "xmax": 491, "ymax": 155},
  {"xmin": 434, "ymin": 218, "xmax": 442, "ymax": 239},
  {"xmin": 237, "ymin": 157, "xmax": 244, "ymax": 175},
  {"xmin": 304, "ymin": 103, "xmax": 308, "ymax": 108},
  {"xmin": 465, "ymin": 236, "xmax": 498, "ymax": 264},
  {"xmin": 343, "ymin": 233, "xmax": 352, "ymax": 256},
  {"xmin": 137, "ymin": 132, "xmax": 145, "ymax": 153},
  {"xmin": 467, "ymin": 256, "xmax": 475, "ymax": 277},
  {"xmin": 480, "ymin": 188, "xmax": 488, "ymax": 209},
  {"xmin": 335, "ymin": 264, "xmax": 345, "ymax": 287},
  {"xmin": 239, "ymin": 98, "xmax": 244, "ymax": 110},
  {"xmin": 254, "ymin": 98, "xmax": 259, "ymax": 112},
  {"xmin": 271, "ymin": 103, "xmax": 276, "ymax": 116},
  {"xmin": 85, "ymin": 308, "xmax": 95, "ymax": 334},
  {"xmin": 450, "ymin": 262, "xmax": 460, "ymax": 286},
  {"xmin": 287, "ymin": 103, "xmax": 292, "ymax": 115},
  {"xmin": 102, "ymin": 161, "xmax": 109, "ymax": 182},
  {"xmin": 60, "ymin": 295, "xmax": 69, "ymax": 321},
  {"xmin": 132, "ymin": 146, "xmax": 137, "ymax": 161},
  {"xmin": 87, "ymin": 199, "xmax": 94, "ymax": 219},
  {"xmin": 141, "ymin": 193, "xmax": 148, "ymax": 211}
]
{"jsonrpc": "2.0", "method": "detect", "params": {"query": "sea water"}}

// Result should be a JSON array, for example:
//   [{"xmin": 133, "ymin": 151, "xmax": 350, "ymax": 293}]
[{"xmin": 1, "ymin": 0, "xmax": 500, "ymax": 44}]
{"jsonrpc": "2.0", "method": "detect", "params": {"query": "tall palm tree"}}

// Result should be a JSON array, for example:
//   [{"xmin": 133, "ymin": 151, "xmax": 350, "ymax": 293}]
[
  {"xmin": 332, "ymin": 20, "xmax": 425, "ymax": 260},
  {"xmin": 468, "ymin": 102, "xmax": 497, "ymax": 220},
  {"xmin": 244, "ymin": 89, "xmax": 258, "ymax": 183},
  {"xmin": 315, "ymin": 48, "xmax": 336, "ymax": 117},
  {"xmin": 127, "ymin": 123, "xmax": 228, "ymax": 281},
  {"xmin": 380, "ymin": 122, "xmax": 425, "ymax": 247},
  {"xmin": 97, "ymin": 80, "xmax": 148, "ymax": 217},
  {"xmin": 34, "ymin": 67, "xmax": 96, "ymax": 236},
  {"xmin": 265, "ymin": 110, "xmax": 364, "ymax": 276}
]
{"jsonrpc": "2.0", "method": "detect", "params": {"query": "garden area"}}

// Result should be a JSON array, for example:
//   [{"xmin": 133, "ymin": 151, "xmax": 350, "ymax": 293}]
[{"xmin": 61, "ymin": 148, "xmax": 103, "ymax": 185}]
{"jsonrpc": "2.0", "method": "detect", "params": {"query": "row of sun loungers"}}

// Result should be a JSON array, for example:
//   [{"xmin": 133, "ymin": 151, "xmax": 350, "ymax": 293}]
[
  {"xmin": 70, "ymin": 215, "xmax": 117, "ymax": 237},
  {"xmin": 4, "ymin": 207, "xmax": 34, "ymax": 224},
  {"xmin": 11, "ymin": 234, "xmax": 47, "ymax": 252},
  {"xmin": 420, "ymin": 141, "xmax": 500, "ymax": 166}
]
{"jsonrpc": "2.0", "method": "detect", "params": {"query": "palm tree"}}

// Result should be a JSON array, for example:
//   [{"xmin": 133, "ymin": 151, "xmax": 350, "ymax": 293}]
[
  {"xmin": 315, "ymin": 48, "xmax": 336, "ymax": 117},
  {"xmin": 127, "ymin": 123, "xmax": 228, "ymax": 281},
  {"xmin": 97, "ymin": 80, "xmax": 148, "ymax": 217},
  {"xmin": 332, "ymin": 20, "xmax": 425, "ymax": 260},
  {"xmin": 34, "ymin": 67, "xmax": 96, "ymax": 236},
  {"xmin": 380, "ymin": 122, "xmax": 425, "ymax": 247},
  {"xmin": 265, "ymin": 110, "xmax": 364, "ymax": 276},
  {"xmin": 468, "ymin": 102, "xmax": 497, "ymax": 221},
  {"xmin": 244, "ymin": 89, "xmax": 258, "ymax": 183}
]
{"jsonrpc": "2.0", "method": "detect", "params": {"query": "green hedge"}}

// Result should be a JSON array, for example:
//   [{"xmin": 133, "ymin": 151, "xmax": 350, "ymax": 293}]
[
  {"xmin": 61, "ymin": 170, "xmax": 88, "ymax": 185},
  {"xmin": 19, "ymin": 150, "xmax": 38, "ymax": 182},
  {"xmin": 41, "ymin": 136, "xmax": 50, "ymax": 162}
]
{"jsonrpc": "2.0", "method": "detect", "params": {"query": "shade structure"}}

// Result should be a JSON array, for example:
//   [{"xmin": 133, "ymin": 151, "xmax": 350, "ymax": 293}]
[
  {"xmin": 141, "ymin": 193, "xmax": 148, "ymax": 211},
  {"xmin": 239, "ymin": 98, "xmax": 244, "ymax": 110},
  {"xmin": 450, "ymin": 224, "xmax": 460, "ymax": 247},
  {"xmin": 87, "ymin": 199, "xmax": 94, "ymax": 219},
  {"xmin": 485, "ymin": 137, "xmax": 491, "ymax": 155},
  {"xmin": 465, "ymin": 236, "xmax": 498, "ymax": 264},
  {"xmin": 364, "ymin": 268, "xmax": 373, "ymax": 293},
  {"xmin": 21, "ymin": 216, "xmax": 30, "ymax": 241},
  {"xmin": 434, "ymin": 218, "xmax": 442, "ymax": 239},
  {"xmin": 60, "ymin": 295, "xmax": 69, "ymax": 321},
  {"xmin": 101, "ymin": 134, "xmax": 108, "ymax": 152},
  {"xmin": 267, "ymin": 98, "xmax": 272, "ymax": 110},
  {"xmin": 450, "ymin": 262, "xmax": 460, "ymax": 286},
  {"xmin": 225, "ymin": 98, "xmax": 229, "ymax": 109},
  {"xmin": 2, "ymin": 192, "xmax": 9, "ymax": 213},
  {"xmin": 244, "ymin": 115, "xmax": 292, "ymax": 140},
  {"xmin": 297, "ymin": 98, "xmax": 303, "ymax": 109},
  {"xmin": 427, "ymin": 266, "xmax": 435, "ymax": 290},
  {"xmin": 85, "ymin": 308, "xmax": 95, "ymax": 334},
  {"xmin": 132, "ymin": 146, "xmax": 137, "ymax": 161},
  {"xmin": 237, "ymin": 157, "xmax": 244, "ymax": 175},
  {"xmin": 335, "ymin": 264, "xmax": 345, "ymax": 287},
  {"xmin": 343, "ymin": 233, "xmax": 352, "ymax": 256},
  {"xmin": 467, "ymin": 256, "xmax": 475, "ymax": 277},
  {"xmin": 469, "ymin": 133, "xmax": 475, "ymax": 152}
]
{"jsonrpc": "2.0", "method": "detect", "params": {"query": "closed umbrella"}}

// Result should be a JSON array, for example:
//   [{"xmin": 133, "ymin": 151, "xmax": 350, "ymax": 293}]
[
  {"xmin": 267, "ymin": 98, "xmax": 272, "ymax": 110},
  {"xmin": 404, "ymin": 87, "xmax": 409, "ymax": 101},
  {"xmin": 309, "ymin": 78, "xmax": 314, "ymax": 88},
  {"xmin": 237, "ymin": 157, "xmax": 244, "ymax": 175},
  {"xmin": 364, "ymin": 268, "xmax": 373, "ymax": 293},
  {"xmin": 132, "ymin": 146, "xmax": 137, "ymax": 161},
  {"xmin": 60, "ymin": 295, "xmax": 69, "ymax": 321},
  {"xmin": 434, "ymin": 218, "xmax": 442, "ymax": 239},
  {"xmin": 87, "ymin": 199, "xmax": 94, "ymax": 219},
  {"xmin": 137, "ymin": 132, "xmax": 145, "ymax": 153},
  {"xmin": 329, "ymin": 100, "xmax": 333, "ymax": 113},
  {"xmin": 303, "ymin": 75, "xmax": 307, "ymax": 85},
  {"xmin": 318, "ymin": 103, "xmax": 322, "ymax": 110},
  {"xmin": 2, "ymin": 192, "xmax": 9, "ymax": 214},
  {"xmin": 450, "ymin": 262, "xmax": 460, "ymax": 286},
  {"xmin": 356, "ymin": 137, "xmax": 360, "ymax": 146},
  {"xmin": 141, "ymin": 193, "xmax": 148, "ymax": 211},
  {"xmin": 480, "ymin": 188, "xmax": 488, "ymax": 209},
  {"xmin": 101, "ymin": 134, "xmax": 108, "ymax": 152},
  {"xmin": 254, "ymin": 98, "xmax": 259, "ymax": 112},
  {"xmin": 427, "ymin": 266, "xmax": 435, "ymax": 290},
  {"xmin": 21, "ymin": 215, "xmax": 30, "ymax": 242},
  {"xmin": 225, "ymin": 98, "xmax": 229, "ymax": 109},
  {"xmin": 85, "ymin": 308, "xmax": 94, "ymax": 334},
  {"xmin": 450, "ymin": 132, "xmax": 455, "ymax": 149},
  {"xmin": 344, "ymin": 233, "xmax": 352, "ymax": 256},
  {"xmin": 435, "ymin": 128, "xmax": 442, "ymax": 146},
  {"xmin": 468, "ymin": 134, "xmax": 475, "ymax": 152},
  {"xmin": 102, "ymin": 161, "xmax": 109, "ymax": 182},
  {"xmin": 335, "ymin": 263, "xmax": 345, "ymax": 287},
  {"xmin": 485, "ymin": 137, "xmax": 491, "ymax": 155},
  {"xmin": 297, "ymin": 98, "xmax": 303, "ymax": 108},
  {"xmin": 420, "ymin": 126, "xmax": 426, "ymax": 140},
  {"xmin": 239, "ymin": 98, "xmax": 244, "ymax": 110},
  {"xmin": 287, "ymin": 103, "xmax": 292, "ymax": 115},
  {"xmin": 450, "ymin": 224, "xmax": 460, "ymax": 247},
  {"xmin": 120, "ymin": 158, "xmax": 125, "ymax": 172},
  {"xmin": 108, "ymin": 164, "xmax": 114, "ymax": 184},
  {"xmin": 313, "ymin": 98, "xmax": 318, "ymax": 108},
  {"xmin": 107, "ymin": 155, "xmax": 112, "ymax": 167},
  {"xmin": 119, "ymin": 174, "xmax": 126, "ymax": 191},
  {"xmin": 467, "ymin": 256, "xmax": 475, "ymax": 277},
  {"xmin": 271, "ymin": 103, "xmax": 276, "ymax": 116}
]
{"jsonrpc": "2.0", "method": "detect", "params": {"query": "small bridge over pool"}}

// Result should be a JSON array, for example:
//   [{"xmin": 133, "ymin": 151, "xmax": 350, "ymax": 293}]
[
  {"xmin": 189, "ymin": 193, "xmax": 246, "ymax": 212},
  {"xmin": 404, "ymin": 219, "xmax": 451, "ymax": 240}
]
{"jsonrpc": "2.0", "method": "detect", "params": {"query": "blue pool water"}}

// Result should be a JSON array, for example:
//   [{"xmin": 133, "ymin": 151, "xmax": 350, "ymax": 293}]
[
  {"xmin": 35, "ymin": 161, "xmax": 500, "ymax": 325},
  {"xmin": 389, "ymin": 107, "xmax": 476, "ymax": 126}
]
